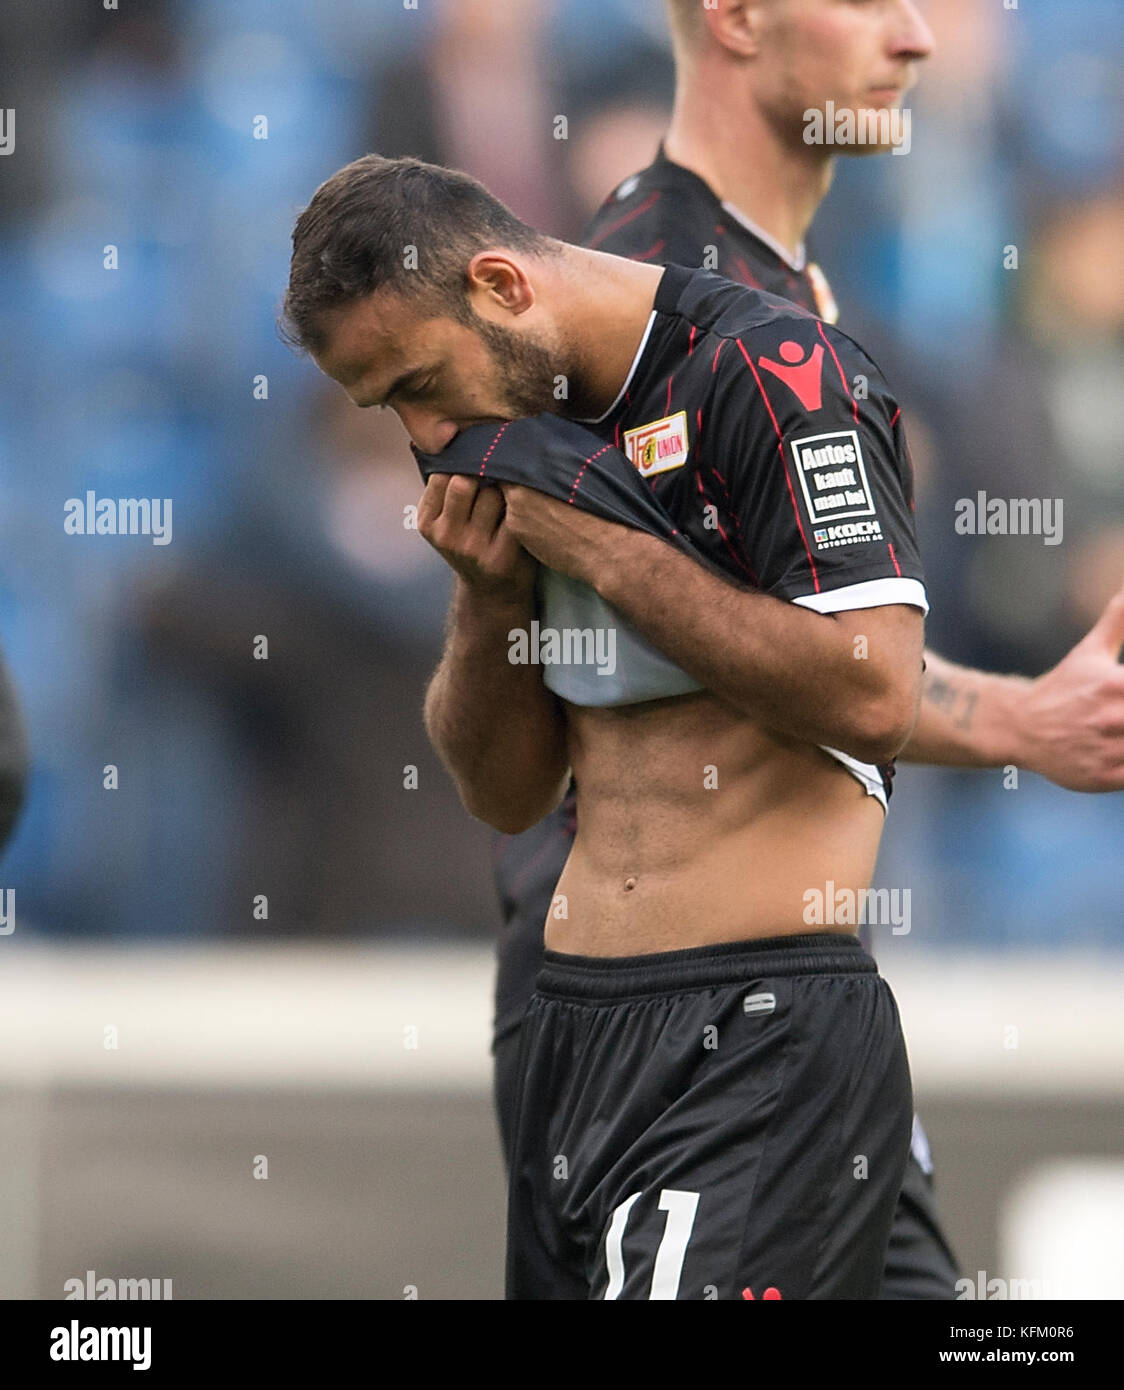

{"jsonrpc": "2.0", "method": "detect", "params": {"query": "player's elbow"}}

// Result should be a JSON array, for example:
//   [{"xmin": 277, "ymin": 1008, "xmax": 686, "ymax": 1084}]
[
  {"xmin": 824, "ymin": 604, "xmax": 924, "ymax": 762},
  {"xmin": 840, "ymin": 684, "xmax": 921, "ymax": 765},
  {"xmin": 844, "ymin": 723, "xmax": 911, "ymax": 768},
  {"xmin": 462, "ymin": 775, "xmax": 569, "ymax": 836},
  {"xmin": 469, "ymin": 804, "xmax": 543, "ymax": 836}
]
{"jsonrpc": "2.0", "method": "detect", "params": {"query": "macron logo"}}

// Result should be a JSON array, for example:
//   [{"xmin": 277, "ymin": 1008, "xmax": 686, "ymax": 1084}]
[{"xmin": 758, "ymin": 340, "xmax": 824, "ymax": 412}]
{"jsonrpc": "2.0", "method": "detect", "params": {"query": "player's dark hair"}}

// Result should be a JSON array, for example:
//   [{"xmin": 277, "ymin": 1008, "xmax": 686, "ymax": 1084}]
[{"xmin": 280, "ymin": 154, "xmax": 555, "ymax": 354}]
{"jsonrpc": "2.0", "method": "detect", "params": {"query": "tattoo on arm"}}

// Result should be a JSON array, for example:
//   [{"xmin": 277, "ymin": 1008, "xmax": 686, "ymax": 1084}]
[
  {"xmin": 926, "ymin": 675, "xmax": 956, "ymax": 711},
  {"xmin": 925, "ymin": 673, "xmax": 978, "ymax": 730}
]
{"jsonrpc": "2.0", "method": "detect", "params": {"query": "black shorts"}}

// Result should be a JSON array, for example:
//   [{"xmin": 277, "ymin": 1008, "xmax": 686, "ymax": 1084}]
[
  {"xmin": 505, "ymin": 932, "xmax": 914, "ymax": 1300},
  {"xmin": 881, "ymin": 1121, "xmax": 961, "ymax": 1300}
]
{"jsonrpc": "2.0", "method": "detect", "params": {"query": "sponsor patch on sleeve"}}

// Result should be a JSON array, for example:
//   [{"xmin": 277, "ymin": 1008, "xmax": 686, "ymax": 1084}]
[
  {"xmin": 624, "ymin": 411, "xmax": 690, "ymax": 478},
  {"xmin": 791, "ymin": 429, "xmax": 883, "ymax": 549}
]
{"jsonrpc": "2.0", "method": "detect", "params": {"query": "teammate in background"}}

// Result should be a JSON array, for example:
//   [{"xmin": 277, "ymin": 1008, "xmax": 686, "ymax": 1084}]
[{"xmin": 490, "ymin": 0, "xmax": 1124, "ymax": 1299}]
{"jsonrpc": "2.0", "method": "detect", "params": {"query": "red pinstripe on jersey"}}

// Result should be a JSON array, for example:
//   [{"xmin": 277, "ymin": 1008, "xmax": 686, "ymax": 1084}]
[
  {"xmin": 817, "ymin": 321, "xmax": 860, "ymax": 425},
  {"xmin": 479, "ymin": 422, "xmax": 511, "ymax": 474},
  {"xmin": 736, "ymin": 337, "xmax": 821, "ymax": 592},
  {"xmin": 586, "ymin": 191, "xmax": 662, "ymax": 249},
  {"xmin": 568, "ymin": 443, "xmax": 615, "ymax": 504}
]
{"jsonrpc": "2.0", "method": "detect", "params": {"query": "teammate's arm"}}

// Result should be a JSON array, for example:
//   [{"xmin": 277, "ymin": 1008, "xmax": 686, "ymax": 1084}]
[
  {"xmin": 905, "ymin": 587, "xmax": 1124, "ymax": 790},
  {"xmin": 419, "ymin": 475, "xmax": 571, "ymax": 834}
]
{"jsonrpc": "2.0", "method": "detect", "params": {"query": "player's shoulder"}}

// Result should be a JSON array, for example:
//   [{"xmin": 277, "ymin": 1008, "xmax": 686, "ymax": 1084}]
[
  {"xmin": 657, "ymin": 271, "xmax": 900, "ymax": 435},
  {"xmin": 583, "ymin": 167, "xmax": 659, "ymax": 248},
  {"xmin": 725, "ymin": 312, "xmax": 885, "ymax": 388},
  {"xmin": 583, "ymin": 159, "xmax": 714, "ymax": 260},
  {"xmin": 656, "ymin": 266, "xmax": 817, "ymax": 348},
  {"xmin": 683, "ymin": 277, "xmax": 892, "ymax": 401}
]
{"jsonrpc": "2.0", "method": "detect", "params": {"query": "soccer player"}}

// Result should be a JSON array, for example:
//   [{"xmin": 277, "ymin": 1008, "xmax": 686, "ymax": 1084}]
[
  {"xmin": 284, "ymin": 153, "xmax": 932, "ymax": 1297},
  {"xmin": 491, "ymin": 0, "xmax": 1124, "ymax": 1299}
]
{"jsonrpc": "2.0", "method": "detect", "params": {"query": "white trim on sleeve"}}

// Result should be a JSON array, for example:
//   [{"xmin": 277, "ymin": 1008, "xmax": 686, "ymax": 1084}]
[{"xmin": 791, "ymin": 577, "xmax": 929, "ymax": 617}]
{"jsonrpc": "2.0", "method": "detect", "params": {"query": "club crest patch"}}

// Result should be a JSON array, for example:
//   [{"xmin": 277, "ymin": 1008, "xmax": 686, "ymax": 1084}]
[
  {"xmin": 624, "ymin": 411, "xmax": 690, "ymax": 478},
  {"xmin": 791, "ymin": 429, "xmax": 884, "ymax": 549}
]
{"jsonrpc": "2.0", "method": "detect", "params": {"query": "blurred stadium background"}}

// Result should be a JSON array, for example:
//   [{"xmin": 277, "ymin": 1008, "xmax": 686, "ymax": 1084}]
[{"xmin": 0, "ymin": 0, "xmax": 1121, "ymax": 1299}]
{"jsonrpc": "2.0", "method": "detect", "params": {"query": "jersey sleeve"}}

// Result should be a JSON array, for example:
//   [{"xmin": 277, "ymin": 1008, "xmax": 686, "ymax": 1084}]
[{"xmin": 716, "ymin": 318, "xmax": 928, "ymax": 616}]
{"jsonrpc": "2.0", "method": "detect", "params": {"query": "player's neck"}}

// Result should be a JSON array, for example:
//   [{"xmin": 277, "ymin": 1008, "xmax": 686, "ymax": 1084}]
[
  {"xmin": 555, "ymin": 248, "xmax": 665, "ymax": 423},
  {"xmin": 664, "ymin": 75, "xmax": 833, "ymax": 264}
]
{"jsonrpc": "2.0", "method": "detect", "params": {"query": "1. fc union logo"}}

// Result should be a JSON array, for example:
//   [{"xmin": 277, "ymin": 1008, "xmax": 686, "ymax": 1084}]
[{"xmin": 624, "ymin": 410, "xmax": 690, "ymax": 477}]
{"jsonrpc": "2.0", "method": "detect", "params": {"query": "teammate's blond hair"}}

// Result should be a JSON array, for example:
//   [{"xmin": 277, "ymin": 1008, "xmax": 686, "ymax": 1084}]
[{"xmin": 665, "ymin": 0, "xmax": 707, "ymax": 62}]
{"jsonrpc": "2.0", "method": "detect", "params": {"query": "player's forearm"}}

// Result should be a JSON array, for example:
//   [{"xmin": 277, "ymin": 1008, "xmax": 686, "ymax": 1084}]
[
  {"xmin": 596, "ymin": 532, "xmax": 918, "ymax": 763},
  {"xmin": 424, "ymin": 578, "xmax": 570, "ymax": 834},
  {"xmin": 899, "ymin": 651, "xmax": 1030, "ymax": 767}
]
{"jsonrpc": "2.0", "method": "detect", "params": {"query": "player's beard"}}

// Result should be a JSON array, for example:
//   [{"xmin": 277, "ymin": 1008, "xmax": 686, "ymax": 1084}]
[{"xmin": 472, "ymin": 316, "xmax": 585, "ymax": 420}]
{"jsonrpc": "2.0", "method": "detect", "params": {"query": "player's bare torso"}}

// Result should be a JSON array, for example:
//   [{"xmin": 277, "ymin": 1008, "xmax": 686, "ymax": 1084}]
[{"xmin": 545, "ymin": 689, "xmax": 884, "ymax": 956}]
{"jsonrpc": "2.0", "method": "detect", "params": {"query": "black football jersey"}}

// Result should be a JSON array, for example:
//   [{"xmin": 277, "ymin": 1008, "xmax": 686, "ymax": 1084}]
[
  {"xmin": 583, "ymin": 145, "xmax": 838, "ymax": 323},
  {"xmin": 577, "ymin": 265, "xmax": 923, "ymax": 619},
  {"xmin": 416, "ymin": 267, "xmax": 925, "ymax": 639}
]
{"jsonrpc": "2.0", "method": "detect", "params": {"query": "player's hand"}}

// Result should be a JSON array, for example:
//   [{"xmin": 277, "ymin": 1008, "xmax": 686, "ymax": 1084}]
[
  {"xmin": 417, "ymin": 474, "xmax": 536, "ymax": 603},
  {"xmin": 1014, "ymin": 582, "xmax": 1124, "ymax": 792},
  {"xmin": 498, "ymin": 483, "xmax": 634, "ymax": 588}
]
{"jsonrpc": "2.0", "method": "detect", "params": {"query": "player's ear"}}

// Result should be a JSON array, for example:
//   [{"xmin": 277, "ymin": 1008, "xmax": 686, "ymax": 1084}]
[
  {"xmin": 466, "ymin": 252, "xmax": 536, "ymax": 317},
  {"xmin": 704, "ymin": 0, "xmax": 767, "ymax": 59}
]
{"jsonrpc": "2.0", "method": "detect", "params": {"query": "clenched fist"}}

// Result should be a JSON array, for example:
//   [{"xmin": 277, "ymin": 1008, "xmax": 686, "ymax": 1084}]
[{"xmin": 417, "ymin": 473, "xmax": 537, "ymax": 602}]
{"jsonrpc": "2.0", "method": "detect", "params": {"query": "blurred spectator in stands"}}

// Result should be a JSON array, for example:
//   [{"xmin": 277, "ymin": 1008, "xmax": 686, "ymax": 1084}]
[
  {"xmin": 134, "ymin": 389, "xmax": 500, "ymax": 938},
  {"xmin": 369, "ymin": 0, "xmax": 567, "ymax": 233}
]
